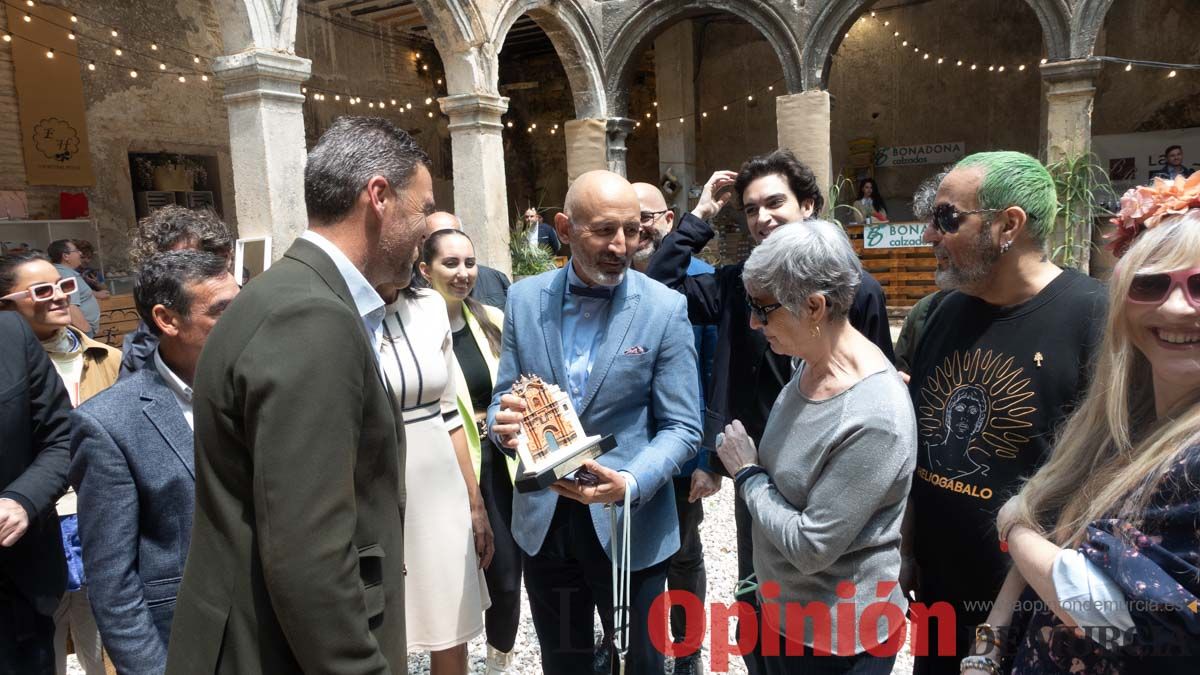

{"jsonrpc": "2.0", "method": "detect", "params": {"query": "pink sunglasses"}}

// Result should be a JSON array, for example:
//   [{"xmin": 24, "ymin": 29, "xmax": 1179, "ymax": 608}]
[{"xmin": 1127, "ymin": 267, "xmax": 1200, "ymax": 307}]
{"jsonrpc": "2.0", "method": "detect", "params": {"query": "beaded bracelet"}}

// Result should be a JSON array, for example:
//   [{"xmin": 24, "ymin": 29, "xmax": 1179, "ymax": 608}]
[{"xmin": 960, "ymin": 655, "xmax": 1002, "ymax": 675}]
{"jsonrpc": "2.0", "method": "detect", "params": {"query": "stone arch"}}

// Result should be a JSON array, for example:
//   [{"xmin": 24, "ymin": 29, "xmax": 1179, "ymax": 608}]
[
  {"xmin": 491, "ymin": 0, "xmax": 607, "ymax": 119},
  {"xmin": 212, "ymin": 0, "xmax": 298, "ymax": 53},
  {"xmin": 1070, "ymin": 0, "xmax": 1115, "ymax": 58},
  {"xmin": 413, "ymin": 0, "xmax": 495, "ymax": 96},
  {"xmin": 603, "ymin": 0, "xmax": 804, "ymax": 117},
  {"xmin": 803, "ymin": 0, "xmax": 1072, "ymax": 90}
]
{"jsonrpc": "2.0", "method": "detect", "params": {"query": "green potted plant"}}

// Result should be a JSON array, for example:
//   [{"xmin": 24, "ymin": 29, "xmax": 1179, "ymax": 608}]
[{"xmin": 1045, "ymin": 152, "xmax": 1116, "ymax": 272}]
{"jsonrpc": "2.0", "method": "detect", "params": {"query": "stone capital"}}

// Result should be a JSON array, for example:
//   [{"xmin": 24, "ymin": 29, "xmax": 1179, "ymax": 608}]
[
  {"xmin": 1040, "ymin": 58, "xmax": 1103, "ymax": 88},
  {"xmin": 438, "ymin": 93, "xmax": 510, "ymax": 133},
  {"xmin": 606, "ymin": 117, "xmax": 636, "ymax": 143},
  {"xmin": 212, "ymin": 49, "xmax": 311, "ymax": 105}
]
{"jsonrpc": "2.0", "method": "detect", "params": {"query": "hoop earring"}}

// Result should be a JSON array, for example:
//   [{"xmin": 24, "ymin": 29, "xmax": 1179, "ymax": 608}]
[{"xmin": 1000, "ymin": 240, "xmax": 1012, "ymax": 254}]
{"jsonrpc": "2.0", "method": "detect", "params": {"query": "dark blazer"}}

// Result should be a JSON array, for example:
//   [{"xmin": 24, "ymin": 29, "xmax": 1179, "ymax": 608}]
[
  {"xmin": 165, "ymin": 239, "xmax": 407, "ymax": 674},
  {"xmin": 118, "ymin": 322, "xmax": 158, "ymax": 378},
  {"xmin": 69, "ymin": 364, "xmax": 195, "ymax": 675},
  {"xmin": 0, "ymin": 313, "xmax": 72, "ymax": 617},
  {"xmin": 646, "ymin": 213, "xmax": 895, "ymax": 473},
  {"xmin": 471, "ymin": 264, "xmax": 511, "ymax": 309}
]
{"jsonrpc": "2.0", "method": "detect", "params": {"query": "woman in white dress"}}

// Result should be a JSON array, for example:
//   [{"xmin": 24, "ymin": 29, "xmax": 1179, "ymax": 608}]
[{"xmin": 377, "ymin": 282, "xmax": 493, "ymax": 674}]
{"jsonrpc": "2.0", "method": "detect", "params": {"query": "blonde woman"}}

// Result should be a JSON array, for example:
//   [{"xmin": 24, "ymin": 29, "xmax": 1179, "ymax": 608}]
[
  {"xmin": 964, "ymin": 176, "xmax": 1200, "ymax": 674},
  {"xmin": 419, "ymin": 228, "xmax": 522, "ymax": 674}
]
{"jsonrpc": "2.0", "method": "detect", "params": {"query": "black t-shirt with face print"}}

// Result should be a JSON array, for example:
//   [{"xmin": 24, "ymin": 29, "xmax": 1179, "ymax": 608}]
[{"xmin": 906, "ymin": 268, "xmax": 1107, "ymax": 618}]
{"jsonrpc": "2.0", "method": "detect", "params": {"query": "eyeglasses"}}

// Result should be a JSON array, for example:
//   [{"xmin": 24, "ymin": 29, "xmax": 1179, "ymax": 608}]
[
  {"xmin": 746, "ymin": 294, "xmax": 784, "ymax": 324},
  {"xmin": 639, "ymin": 209, "xmax": 669, "ymax": 224},
  {"xmin": 930, "ymin": 203, "xmax": 1003, "ymax": 235},
  {"xmin": 1127, "ymin": 267, "xmax": 1200, "ymax": 307},
  {"xmin": 0, "ymin": 276, "xmax": 78, "ymax": 302}
]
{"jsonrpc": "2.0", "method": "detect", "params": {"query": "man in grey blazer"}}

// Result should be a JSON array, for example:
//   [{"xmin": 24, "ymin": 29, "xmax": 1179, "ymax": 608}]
[
  {"xmin": 489, "ymin": 170, "xmax": 701, "ymax": 674},
  {"xmin": 68, "ymin": 251, "xmax": 238, "ymax": 675}
]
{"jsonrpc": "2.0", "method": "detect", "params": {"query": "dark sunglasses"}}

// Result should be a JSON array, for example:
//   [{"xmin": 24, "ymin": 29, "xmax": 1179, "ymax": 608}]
[
  {"xmin": 746, "ymin": 293, "xmax": 784, "ymax": 324},
  {"xmin": 1127, "ymin": 268, "xmax": 1200, "ymax": 307},
  {"xmin": 930, "ymin": 203, "xmax": 1003, "ymax": 235},
  {"xmin": 0, "ymin": 276, "xmax": 78, "ymax": 302}
]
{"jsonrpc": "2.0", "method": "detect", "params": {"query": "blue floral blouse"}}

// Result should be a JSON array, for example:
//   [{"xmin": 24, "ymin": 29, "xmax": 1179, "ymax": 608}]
[{"xmin": 1010, "ymin": 445, "xmax": 1200, "ymax": 674}]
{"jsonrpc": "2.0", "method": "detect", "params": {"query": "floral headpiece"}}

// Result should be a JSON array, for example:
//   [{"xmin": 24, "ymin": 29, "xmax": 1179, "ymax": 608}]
[{"xmin": 1107, "ymin": 172, "xmax": 1200, "ymax": 257}]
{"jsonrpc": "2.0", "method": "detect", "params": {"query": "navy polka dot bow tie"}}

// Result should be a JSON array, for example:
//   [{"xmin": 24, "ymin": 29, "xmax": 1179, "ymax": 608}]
[{"xmin": 569, "ymin": 284, "xmax": 614, "ymax": 299}]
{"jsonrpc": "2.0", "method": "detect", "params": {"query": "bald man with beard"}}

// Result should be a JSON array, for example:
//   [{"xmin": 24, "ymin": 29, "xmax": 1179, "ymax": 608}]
[
  {"xmin": 488, "ymin": 171, "xmax": 701, "ymax": 674},
  {"xmin": 412, "ymin": 211, "xmax": 511, "ymax": 308}
]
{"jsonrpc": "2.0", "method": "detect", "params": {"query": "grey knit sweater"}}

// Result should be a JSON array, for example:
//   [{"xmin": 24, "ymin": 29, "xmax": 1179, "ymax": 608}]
[{"xmin": 741, "ymin": 363, "xmax": 916, "ymax": 654}]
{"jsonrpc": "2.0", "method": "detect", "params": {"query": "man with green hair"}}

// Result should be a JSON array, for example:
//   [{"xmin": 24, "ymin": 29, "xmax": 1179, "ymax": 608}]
[{"xmin": 903, "ymin": 151, "xmax": 1107, "ymax": 674}]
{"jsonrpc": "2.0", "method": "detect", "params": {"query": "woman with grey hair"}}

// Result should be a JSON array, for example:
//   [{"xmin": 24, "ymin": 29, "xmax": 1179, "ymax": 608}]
[{"xmin": 716, "ymin": 220, "xmax": 917, "ymax": 674}]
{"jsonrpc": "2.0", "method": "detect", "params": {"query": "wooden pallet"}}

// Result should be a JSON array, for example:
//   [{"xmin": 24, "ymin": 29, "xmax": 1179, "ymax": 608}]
[{"xmin": 845, "ymin": 224, "xmax": 937, "ymax": 309}]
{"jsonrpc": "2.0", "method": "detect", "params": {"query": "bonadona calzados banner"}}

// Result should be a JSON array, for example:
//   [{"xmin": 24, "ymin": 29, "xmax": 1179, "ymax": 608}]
[{"xmin": 874, "ymin": 142, "xmax": 965, "ymax": 168}]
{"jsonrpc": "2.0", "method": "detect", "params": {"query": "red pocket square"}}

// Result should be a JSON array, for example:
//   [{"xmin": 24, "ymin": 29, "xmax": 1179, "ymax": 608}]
[{"xmin": 623, "ymin": 345, "xmax": 647, "ymax": 355}]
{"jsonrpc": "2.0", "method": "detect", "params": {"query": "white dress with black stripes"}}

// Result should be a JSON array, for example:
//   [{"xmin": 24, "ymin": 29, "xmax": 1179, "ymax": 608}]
[{"xmin": 380, "ymin": 288, "xmax": 490, "ymax": 651}]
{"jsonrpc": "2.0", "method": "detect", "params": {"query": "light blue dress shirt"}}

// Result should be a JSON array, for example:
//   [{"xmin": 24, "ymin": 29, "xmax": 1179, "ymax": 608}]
[
  {"xmin": 561, "ymin": 262, "xmax": 614, "ymax": 409},
  {"xmin": 561, "ymin": 261, "xmax": 640, "ymax": 502},
  {"xmin": 299, "ymin": 230, "xmax": 386, "ymax": 356}
]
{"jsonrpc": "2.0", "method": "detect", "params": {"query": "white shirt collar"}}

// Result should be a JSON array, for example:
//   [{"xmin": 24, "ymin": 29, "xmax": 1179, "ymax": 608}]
[
  {"xmin": 300, "ymin": 229, "xmax": 386, "ymax": 323},
  {"xmin": 153, "ymin": 349, "xmax": 192, "ymax": 404}
]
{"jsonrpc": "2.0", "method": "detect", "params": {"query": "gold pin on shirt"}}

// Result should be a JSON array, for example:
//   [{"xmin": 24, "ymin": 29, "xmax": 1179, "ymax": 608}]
[{"xmin": 1034, "ymin": 352, "xmax": 1044, "ymax": 368}]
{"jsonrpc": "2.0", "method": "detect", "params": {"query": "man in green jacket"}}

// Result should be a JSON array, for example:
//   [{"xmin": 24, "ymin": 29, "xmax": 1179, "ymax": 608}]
[{"xmin": 166, "ymin": 117, "xmax": 433, "ymax": 674}]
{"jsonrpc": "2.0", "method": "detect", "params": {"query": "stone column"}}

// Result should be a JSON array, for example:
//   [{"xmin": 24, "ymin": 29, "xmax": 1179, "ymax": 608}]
[
  {"xmin": 1041, "ymin": 59, "xmax": 1103, "ymax": 162},
  {"xmin": 606, "ymin": 117, "xmax": 636, "ymax": 177},
  {"xmin": 439, "ymin": 93, "xmax": 512, "ymax": 275},
  {"xmin": 1041, "ymin": 58, "xmax": 1103, "ymax": 272},
  {"xmin": 212, "ymin": 50, "xmax": 312, "ymax": 257},
  {"xmin": 776, "ymin": 90, "xmax": 833, "ymax": 203},
  {"xmin": 654, "ymin": 21, "xmax": 698, "ymax": 214}
]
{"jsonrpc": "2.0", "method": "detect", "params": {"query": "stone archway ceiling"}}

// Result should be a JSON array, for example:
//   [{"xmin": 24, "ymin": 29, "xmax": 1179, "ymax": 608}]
[{"xmin": 299, "ymin": 0, "xmax": 554, "ymax": 58}]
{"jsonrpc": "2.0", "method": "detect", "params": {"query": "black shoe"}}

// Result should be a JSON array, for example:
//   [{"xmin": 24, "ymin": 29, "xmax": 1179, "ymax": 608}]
[
  {"xmin": 673, "ymin": 653, "xmax": 703, "ymax": 675},
  {"xmin": 593, "ymin": 639, "xmax": 612, "ymax": 675}
]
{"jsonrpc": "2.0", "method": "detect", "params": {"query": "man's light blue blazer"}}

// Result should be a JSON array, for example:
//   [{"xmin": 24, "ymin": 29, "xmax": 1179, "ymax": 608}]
[{"xmin": 487, "ymin": 266, "xmax": 701, "ymax": 571}]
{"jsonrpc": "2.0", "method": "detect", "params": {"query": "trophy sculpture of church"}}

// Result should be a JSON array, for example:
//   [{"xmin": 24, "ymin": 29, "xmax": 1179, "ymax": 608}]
[{"xmin": 509, "ymin": 374, "xmax": 616, "ymax": 494}]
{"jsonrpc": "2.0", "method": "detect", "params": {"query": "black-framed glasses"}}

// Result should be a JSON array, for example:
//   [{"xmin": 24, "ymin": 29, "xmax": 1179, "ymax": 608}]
[
  {"xmin": 0, "ymin": 277, "xmax": 78, "ymax": 302},
  {"xmin": 639, "ymin": 209, "xmax": 669, "ymax": 224},
  {"xmin": 746, "ymin": 294, "xmax": 784, "ymax": 324},
  {"xmin": 930, "ymin": 203, "xmax": 1003, "ymax": 235}
]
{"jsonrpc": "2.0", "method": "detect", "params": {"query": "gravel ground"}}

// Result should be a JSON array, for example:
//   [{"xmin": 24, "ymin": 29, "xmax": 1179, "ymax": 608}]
[{"xmin": 68, "ymin": 478, "xmax": 914, "ymax": 675}]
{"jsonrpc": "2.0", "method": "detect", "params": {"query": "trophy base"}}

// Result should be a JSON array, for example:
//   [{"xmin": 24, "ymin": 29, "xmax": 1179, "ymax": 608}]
[{"xmin": 515, "ymin": 434, "xmax": 617, "ymax": 494}]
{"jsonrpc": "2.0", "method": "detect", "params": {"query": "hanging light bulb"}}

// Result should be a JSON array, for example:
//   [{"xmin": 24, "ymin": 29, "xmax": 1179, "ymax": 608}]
[
  {"xmin": 747, "ymin": 94, "xmax": 754, "ymax": 101},
  {"xmin": 151, "ymin": 43, "xmax": 158, "ymax": 51},
  {"xmin": 427, "ymin": 111, "xmax": 433, "ymax": 118},
  {"xmin": 956, "ymin": 60, "xmax": 963, "ymax": 67},
  {"xmin": 45, "ymin": 49, "xmax": 54, "ymax": 59},
  {"xmin": 506, "ymin": 121, "xmax": 513, "ymax": 128},
  {"xmin": 115, "ymin": 48, "xmax": 122, "ymax": 56},
  {"xmin": 971, "ymin": 64, "xmax": 977, "ymax": 70},
  {"xmin": 87, "ymin": 61, "xmax": 95, "ymax": 71},
  {"xmin": 129, "ymin": 70, "xmax": 138, "ymax": 78},
  {"xmin": 68, "ymin": 31, "xmax": 75, "ymax": 40},
  {"xmin": 767, "ymin": 85, "xmax": 773, "ymax": 91},
  {"xmin": 178, "ymin": 75, "xmax": 186, "ymax": 83},
  {"xmin": 201, "ymin": 74, "xmax": 208, "ymax": 82},
  {"xmin": 937, "ymin": 57, "xmax": 944, "ymax": 64},
  {"xmin": 2, "ymin": 34, "xmax": 10, "ymax": 42},
  {"xmin": 25, "ymin": 0, "xmax": 33, "ymax": 6},
  {"xmin": 1018, "ymin": 64, "xmax": 1026, "ymax": 71},
  {"xmin": 893, "ymin": 31, "xmax": 899, "ymax": 37},
  {"xmin": 901, "ymin": 40, "xmax": 908, "ymax": 46},
  {"xmin": 655, "ymin": 122, "xmax": 661, "ymax": 128},
  {"xmin": 335, "ymin": 95, "xmax": 341, "ymax": 101},
  {"xmin": 406, "ymin": 102, "xmax": 413, "ymax": 109},
  {"xmin": 391, "ymin": 99, "xmax": 397, "ymax": 105},
  {"xmin": 23, "ymin": 14, "xmax": 31, "ymax": 22},
  {"xmin": 159, "ymin": 63, "xmax": 167, "ymax": 70},
  {"xmin": 678, "ymin": 117, "xmax": 684, "ymax": 123},
  {"xmin": 1040, "ymin": 58, "xmax": 1047, "ymax": 65},
  {"xmin": 1169, "ymin": 70, "xmax": 1177, "ymax": 78},
  {"xmin": 424, "ymin": 97, "xmax": 432, "ymax": 105},
  {"xmin": 722, "ymin": 105, "xmax": 728, "ymax": 111},
  {"xmin": 988, "ymin": 65, "xmax": 995, "ymax": 71},
  {"xmin": 998, "ymin": 65, "xmax": 1005, "ymax": 72},
  {"xmin": 1124, "ymin": 63, "xmax": 1132, "ymax": 72},
  {"xmin": 923, "ymin": 53, "xmax": 929, "ymax": 60},
  {"xmin": 70, "ymin": 14, "xmax": 77, "ymax": 22},
  {"xmin": 702, "ymin": 112, "xmax": 708, "ymax": 118},
  {"xmin": 194, "ymin": 56, "xmax": 201, "ymax": 64},
  {"xmin": 111, "ymin": 29, "xmax": 118, "ymax": 37}
]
